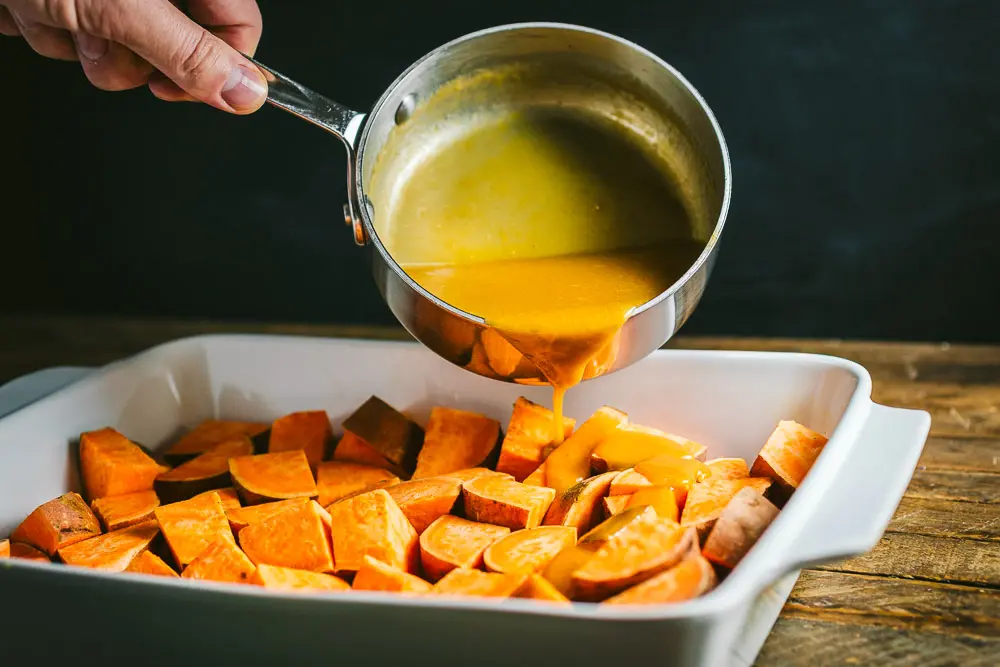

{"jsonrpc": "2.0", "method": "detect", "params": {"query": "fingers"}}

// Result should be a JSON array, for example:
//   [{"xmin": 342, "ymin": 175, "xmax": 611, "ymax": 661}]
[
  {"xmin": 0, "ymin": 7, "xmax": 19, "ymax": 36},
  {"xmin": 73, "ymin": 33, "xmax": 154, "ymax": 91},
  {"xmin": 148, "ymin": 71, "xmax": 196, "ymax": 102},
  {"xmin": 8, "ymin": 12, "xmax": 77, "ymax": 60},
  {"xmin": 186, "ymin": 0, "xmax": 264, "ymax": 56}
]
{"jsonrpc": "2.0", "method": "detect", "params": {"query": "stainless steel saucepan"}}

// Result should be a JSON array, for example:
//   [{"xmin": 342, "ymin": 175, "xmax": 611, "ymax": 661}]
[{"xmin": 248, "ymin": 22, "xmax": 731, "ymax": 384}]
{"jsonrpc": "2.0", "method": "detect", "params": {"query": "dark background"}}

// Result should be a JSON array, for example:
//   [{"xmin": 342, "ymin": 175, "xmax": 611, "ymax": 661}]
[{"xmin": 3, "ymin": 0, "xmax": 998, "ymax": 341}]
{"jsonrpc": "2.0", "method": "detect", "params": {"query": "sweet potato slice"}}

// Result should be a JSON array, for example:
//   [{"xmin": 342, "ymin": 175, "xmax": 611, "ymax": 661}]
[
  {"xmin": 333, "ymin": 431, "xmax": 405, "ymax": 477},
  {"xmin": 198, "ymin": 487, "xmax": 242, "ymax": 512},
  {"xmin": 11, "ymin": 492, "xmax": 101, "ymax": 556},
  {"xmin": 79, "ymin": 427, "xmax": 163, "ymax": 501},
  {"xmin": 702, "ymin": 487, "xmax": 780, "ymax": 569},
  {"xmin": 521, "ymin": 464, "xmax": 547, "ymax": 487},
  {"xmin": 419, "ymin": 515, "xmax": 510, "ymax": 582},
  {"xmin": 605, "ymin": 545, "xmax": 717, "ymax": 604},
  {"xmin": 316, "ymin": 461, "xmax": 400, "ymax": 507},
  {"xmin": 602, "ymin": 495, "xmax": 630, "ymax": 518},
  {"xmin": 327, "ymin": 488, "xmax": 418, "ymax": 573},
  {"xmin": 91, "ymin": 490, "xmax": 160, "ymax": 531},
  {"xmin": 750, "ymin": 420, "xmax": 828, "ymax": 492},
  {"xmin": 496, "ymin": 397, "xmax": 575, "ymax": 481},
  {"xmin": 353, "ymin": 555, "xmax": 433, "ymax": 594},
  {"xmin": 544, "ymin": 406, "xmax": 627, "ymax": 493},
  {"xmin": 483, "ymin": 525, "xmax": 577, "ymax": 574},
  {"xmin": 542, "ymin": 471, "xmax": 617, "ymax": 532},
  {"xmin": 268, "ymin": 411, "xmax": 333, "ymax": 471},
  {"xmin": 706, "ymin": 457, "xmax": 750, "ymax": 481},
  {"xmin": 239, "ymin": 500, "xmax": 335, "ymax": 572},
  {"xmin": 462, "ymin": 475, "xmax": 556, "ymax": 530},
  {"xmin": 155, "ymin": 437, "xmax": 253, "ymax": 503},
  {"xmin": 412, "ymin": 407, "xmax": 501, "ymax": 479},
  {"xmin": 515, "ymin": 574, "xmax": 571, "ymax": 603},
  {"xmin": 608, "ymin": 468, "xmax": 652, "ymax": 496},
  {"xmin": 680, "ymin": 477, "xmax": 773, "ymax": 541},
  {"xmin": 164, "ymin": 419, "xmax": 269, "ymax": 463},
  {"xmin": 633, "ymin": 455, "xmax": 711, "ymax": 508},
  {"xmin": 251, "ymin": 563, "xmax": 350, "ymax": 592},
  {"xmin": 591, "ymin": 426, "xmax": 704, "ymax": 474},
  {"xmin": 626, "ymin": 486, "xmax": 679, "ymax": 521},
  {"xmin": 226, "ymin": 497, "xmax": 311, "ymax": 534},
  {"xmin": 229, "ymin": 450, "xmax": 317, "ymax": 505},
  {"xmin": 431, "ymin": 568, "xmax": 528, "ymax": 598},
  {"xmin": 125, "ymin": 550, "xmax": 178, "ymax": 577},
  {"xmin": 384, "ymin": 477, "xmax": 463, "ymax": 534},
  {"xmin": 181, "ymin": 535, "xmax": 256, "ymax": 584},
  {"xmin": 154, "ymin": 491, "xmax": 234, "ymax": 568},
  {"xmin": 341, "ymin": 396, "xmax": 424, "ymax": 474},
  {"xmin": 0, "ymin": 540, "xmax": 50, "ymax": 562},
  {"xmin": 57, "ymin": 520, "xmax": 159, "ymax": 571}
]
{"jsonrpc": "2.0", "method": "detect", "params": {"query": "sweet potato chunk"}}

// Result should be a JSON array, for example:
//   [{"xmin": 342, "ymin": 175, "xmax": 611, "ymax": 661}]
[
  {"xmin": 521, "ymin": 464, "xmax": 547, "ymax": 487},
  {"xmin": 229, "ymin": 450, "xmax": 317, "ymax": 505},
  {"xmin": 165, "ymin": 419, "xmax": 269, "ymax": 463},
  {"xmin": 0, "ymin": 540, "xmax": 50, "ymax": 562},
  {"xmin": 483, "ymin": 525, "xmax": 577, "ymax": 574},
  {"xmin": 626, "ymin": 486, "xmax": 679, "ymax": 521},
  {"xmin": 268, "ymin": 411, "xmax": 333, "ymax": 471},
  {"xmin": 341, "ymin": 396, "xmax": 424, "ymax": 474},
  {"xmin": 57, "ymin": 520, "xmax": 159, "ymax": 571},
  {"xmin": 384, "ymin": 477, "xmax": 463, "ymax": 534},
  {"xmin": 432, "ymin": 568, "xmax": 527, "ymax": 598},
  {"xmin": 544, "ymin": 406, "xmax": 627, "ymax": 493},
  {"xmin": 602, "ymin": 495, "xmax": 630, "ymax": 518},
  {"xmin": 591, "ymin": 425, "xmax": 704, "ymax": 473},
  {"xmin": 496, "ymin": 397, "xmax": 575, "ymax": 481},
  {"xmin": 226, "ymin": 497, "xmax": 311, "ymax": 534},
  {"xmin": 608, "ymin": 468, "xmax": 652, "ymax": 496},
  {"xmin": 751, "ymin": 420, "xmax": 828, "ymax": 492},
  {"xmin": 79, "ymin": 427, "xmax": 163, "ymax": 500},
  {"xmin": 680, "ymin": 477, "xmax": 773, "ymax": 541},
  {"xmin": 353, "ymin": 555, "xmax": 433, "ymax": 594},
  {"xmin": 462, "ymin": 475, "xmax": 556, "ymax": 530},
  {"xmin": 706, "ymin": 457, "xmax": 750, "ymax": 481},
  {"xmin": 91, "ymin": 490, "xmax": 160, "ymax": 531},
  {"xmin": 251, "ymin": 563, "xmax": 350, "ymax": 592},
  {"xmin": 702, "ymin": 487, "xmax": 780, "ymax": 569},
  {"xmin": 543, "ymin": 471, "xmax": 616, "ymax": 532},
  {"xmin": 515, "ymin": 574, "xmax": 571, "ymax": 603},
  {"xmin": 199, "ymin": 487, "xmax": 242, "ymax": 512},
  {"xmin": 633, "ymin": 455, "xmax": 712, "ymax": 507},
  {"xmin": 126, "ymin": 550, "xmax": 178, "ymax": 577},
  {"xmin": 443, "ymin": 468, "xmax": 511, "ymax": 484},
  {"xmin": 154, "ymin": 491, "xmax": 234, "ymax": 568},
  {"xmin": 326, "ymin": 488, "xmax": 418, "ymax": 573},
  {"xmin": 605, "ymin": 545, "xmax": 717, "ymax": 604},
  {"xmin": 239, "ymin": 500, "xmax": 335, "ymax": 572},
  {"xmin": 316, "ymin": 461, "xmax": 400, "ymax": 507},
  {"xmin": 419, "ymin": 515, "xmax": 510, "ymax": 582},
  {"xmin": 412, "ymin": 407, "xmax": 501, "ymax": 479},
  {"xmin": 181, "ymin": 536, "xmax": 256, "ymax": 584},
  {"xmin": 333, "ymin": 431, "xmax": 404, "ymax": 476},
  {"xmin": 155, "ymin": 437, "xmax": 253, "ymax": 503},
  {"xmin": 11, "ymin": 492, "xmax": 101, "ymax": 556}
]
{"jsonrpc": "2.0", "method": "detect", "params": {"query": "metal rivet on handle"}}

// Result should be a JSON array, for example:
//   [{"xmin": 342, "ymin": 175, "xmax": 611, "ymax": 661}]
[{"xmin": 395, "ymin": 94, "xmax": 417, "ymax": 125}]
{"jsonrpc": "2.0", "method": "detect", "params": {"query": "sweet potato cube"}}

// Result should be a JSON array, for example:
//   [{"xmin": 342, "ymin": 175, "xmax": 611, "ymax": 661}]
[
  {"xmin": 126, "ymin": 550, "xmax": 178, "ymax": 577},
  {"xmin": 515, "ymin": 574, "xmax": 571, "ymax": 604},
  {"xmin": 181, "ymin": 536, "xmax": 256, "ymax": 584},
  {"xmin": 316, "ymin": 461, "xmax": 400, "ymax": 507},
  {"xmin": 626, "ymin": 485, "xmax": 679, "ymax": 522},
  {"xmin": 226, "ymin": 497, "xmax": 311, "ymax": 534},
  {"xmin": 412, "ymin": 407, "xmax": 501, "ymax": 479},
  {"xmin": 268, "ymin": 411, "xmax": 333, "ymax": 470},
  {"xmin": 12, "ymin": 492, "xmax": 101, "ymax": 556},
  {"xmin": 544, "ymin": 406, "xmax": 627, "ymax": 493},
  {"xmin": 79, "ymin": 427, "xmax": 163, "ymax": 501},
  {"xmin": 702, "ymin": 487, "xmax": 780, "ymax": 569},
  {"xmin": 341, "ymin": 396, "xmax": 424, "ymax": 474},
  {"xmin": 705, "ymin": 457, "xmax": 750, "ymax": 481},
  {"xmin": 419, "ymin": 515, "xmax": 510, "ymax": 582},
  {"xmin": 197, "ymin": 487, "xmax": 242, "ymax": 512},
  {"xmin": 608, "ymin": 469, "xmax": 652, "ymax": 496},
  {"xmin": 462, "ymin": 475, "xmax": 556, "ymax": 530},
  {"xmin": 633, "ymin": 455, "xmax": 712, "ymax": 508},
  {"xmin": 605, "ymin": 545, "xmax": 717, "ymax": 604},
  {"xmin": 0, "ymin": 540, "xmax": 50, "ymax": 562},
  {"xmin": 602, "ymin": 495, "xmax": 631, "ymax": 518},
  {"xmin": 57, "ymin": 520, "xmax": 160, "ymax": 571},
  {"xmin": 483, "ymin": 525, "xmax": 577, "ymax": 575},
  {"xmin": 251, "ymin": 563, "xmax": 350, "ymax": 592},
  {"xmin": 229, "ymin": 450, "xmax": 317, "ymax": 505},
  {"xmin": 591, "ymin": 425, "xmax": 705, "ymax": 474},
  {"xmin": 91, "ymin": 490, "xmax": 160, "ymax": 531},
  {"xmin": 155, "ymin": 437, "xmax": 253, "ymax": 503},
  {"xmin": 384, "ymin": 477, "xmax": 463, "ymax": 534},
  {"xmin": 164, "ymin": 419, "xmax": 269, "ymax": 463},
  {"xmin": 239, "ymin": 500, "xmax": 335, "ymax": 573},
  {"xmin": 680, "ymin": 477, "xmax": 773, "ymax": 541},
  {"xmin": 751, "ymin": 420, "xmax": 829, "ymax": 492},
  {"xmin": 432, "ymin": 568, "xmax": 527, "ymax": 598},
  {"xmin": 353, "ymin": 555, "xmax": 433, "ymax": 594},
  {"xmin": 327, "ymin": 488, "xmax": 418, "ymax": 574},
  {"xmin": 496, "ymin": 397, "xmax": 575, "ymax": 481},
  {"xmin": 542, "ymin": 471, "xmax": 616, "ymax": 532},
  {"xmin": 154, "ymin": 491, "xmax": 234, "ymax": 568},
  {"xmin": 521, "ymin": 464, "xmax": 547, "ymax": 487}
]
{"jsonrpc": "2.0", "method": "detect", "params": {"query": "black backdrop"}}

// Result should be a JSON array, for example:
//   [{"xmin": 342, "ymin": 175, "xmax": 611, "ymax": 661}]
[{"xmin": 3, "ymin": 0, "xmax": 998, "ymax": 342}]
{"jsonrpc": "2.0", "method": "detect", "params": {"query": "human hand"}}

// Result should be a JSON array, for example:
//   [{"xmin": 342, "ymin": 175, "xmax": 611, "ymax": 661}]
[{"xmin": 0, "ymin": 0, "xmax": 267, "ymax": 114}]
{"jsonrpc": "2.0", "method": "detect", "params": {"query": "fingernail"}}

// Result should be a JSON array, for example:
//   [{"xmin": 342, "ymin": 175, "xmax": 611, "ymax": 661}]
[
  {"xmin": 74, "ymin": 32, "xmax": 108, "ymax": 63},
  {"xmin": 221, "ymin": 64, "xmax": 267, "ymax": 111}
]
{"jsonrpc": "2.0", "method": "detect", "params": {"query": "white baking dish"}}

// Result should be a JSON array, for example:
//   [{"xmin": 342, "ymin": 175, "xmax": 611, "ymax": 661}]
[{"xmin": 0, "ymin": 335, "xmax": 929, "ymax": 667}]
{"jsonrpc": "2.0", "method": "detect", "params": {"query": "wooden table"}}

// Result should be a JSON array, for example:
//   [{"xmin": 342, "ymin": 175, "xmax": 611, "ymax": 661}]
[{"xmin": 1, "ymin": 316, "xmax": 997, "ymax": 666}]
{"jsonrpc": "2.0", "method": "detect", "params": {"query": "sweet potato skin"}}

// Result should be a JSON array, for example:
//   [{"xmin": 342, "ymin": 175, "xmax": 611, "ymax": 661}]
[
  {"xmin": 332, "ymin": 431, "xmax": 406, "ymax": 477},
  {"xmin": 154, "ymin": 491, "xmax": 234, "ymax": 569},
  {"xmin": 238, "ymin": 500, "xmax": 335, "ymax": 573},
  {"xmin": 91, "ymin": 490, "xmax": 160, "ymax": 532},
  {"xmin": 384, "ymin": 477, "xmax": 463, "ymax": 534},
  {"xmin": 542, "ymin": 471, "xmax": 617, "ymax": 532},
  {"xmin": 165, "ymin": 420, "xmax": 269, "ymax": 463},
  {"xmin": 126, "ymin": 550, "xmax": 178, "ymax": 577},
  {"xmin": 483, "ymin": 525, "xmax": 577, "ymax": 575},
  {"xmin": 412, "ymin": 407, "xmax": 501, "ymax": 479},
  {"xmin": 80, "ymin": 427, "xmax": 163, "ymax": 500},
  {"xmin": 316, "ymin": 461, "xmax": 400, "ymax": 507},
  {"xmin": 268, "ymin": 411, "xmax": 333, "ymax": 471},
  {"xmin": 57, "ymin": 520, "xmax": 160, "ymax": 572},
  {"xmin": 496, "ymin": 397, "xmax": 575, "ymax": 481},
  {"xmin": 341, "ymin": 396, "xmax": 425, "ymax": 474},
  {"xmin": 680, "ymin": 477, "xmax": 774, "ymax": 542},
  {"xmin": 229, "ymin": 450, "xmax": 318, "ymax": 505},
  {"xmin": 11, "ymin": 492, "xmax": 101, "ymax": 556},
  {"xmin": 154, "ymin": 437, "xmax": 253, "ymax": 503},
  {"xmin": 352, "ymin": 555, "xmax": 433, "ymax": 594},
  {"xmin": 462, "ymin": 475, "xmax": 556, "ymax": 531},
  {"xmin": 702, "ymin": 487, "xmax": 780, "ymax": 569},
  {"xmin": 326, "ymin": 489, "xmax": 418, "ymax": 574},
  {"xmin": 419, "ymin": 515, "xmax": 510, "ymax": 582},
  {"xmin": 181, "ymin": 536, "xmax": 256, "ymax": 584},
  {"xmin": 251, "ymin": 563, "xmax": 350, "ymax": 592}
]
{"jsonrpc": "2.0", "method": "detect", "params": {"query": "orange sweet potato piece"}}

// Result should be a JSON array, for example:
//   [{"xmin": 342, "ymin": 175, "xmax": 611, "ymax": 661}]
[
  {"xmin": 419, "ymin": 515, "xmax": 510, "ymax": 582},
  {"xmin": 544, "ymin": 406, "xmax": 627, "ymax": 493},
  {"xmin": 431, "ymin": 568, "xmax": 528, "ymax": 598},
  {"xmin": 316, "ymin": 461, "xmax": 400, "ymax": 507},
  {"xmin": 332, "ymin": 431, "xmax": 405, "ymax": 477},
  {"xmin": 412, "ymin": 407, "xmax": 501, "ymax": 479},
  {"xmin": 496, "ymin": 397, "xmax": 575, "ymax": 481},
  {"xmin": 226, "ymin": 497, "xmax": 311, "ymax": 534},
  {"xmin": 181, "ymin": 535, "xmax": 256, "ymax": 584},
  {"xmin": 542, "ymin": 471, "xmax": 617, "ymax": 532},
  {"xmin": 0, "ymin": 540, "xmax": 50, "ymax": 562},
  {"xmin": 11, "ymin": 492, "xmax": 101, "ymax": 556},
  {"xmin": 462, "ymin": 475, "xmax": 556, "ymax": 530},
  {"xmin": 522, "ymin": 464, "xmax": 547, "ymax": 487},
  {"xmin": 79, "ymin": 427, "xmax": 163, "ymax": 501},
  {"xmin": 702, "ymin": 487, "xmax": 780, "ymax": 569},
  {"xmin": 483, "ymin": 525, "xmax": 577, "ymax": 574},
  {"xmin": 125, "ymin": 550, "xmax": 178, "ymax": 577},
  {"xmin": 750, "ymin": 420, "xmax": 829, "ymax": 492},
  {"xmin": 57, "ymin": 520, "xmax": 160, "ymax": 571},
  {"xmin": 633, "ymin": 455, "xmax": 712, "ymax": 508},
  {"xmin": 680, "ymin": 477, "xmax": 773, "ymax": 541},
  {"xmin": 268, "ymin": 411, "xmax": 333, "ymax": 471},
  {"xmin": 251, "ymin": 563, "xmax": 350, "ymax": 592},
  {"xmin": 353, "ymin": 555, "xmax": 433, "ymax": 594},
  {"xmin": 239, "ymin": 500, "xmax": 335, "ymax": 572},
  {"xmin": 154, "ymin": 491, "xmax": 234, "ymax": 568},
  {"xmin": 602, "ymin": 495, "xmax": 631, "ymax": 518},
  {"xmin": 515, "ymin": 573, "xmax": 571, "ymax": 603},
  {"xmin": 384, "ymin": 477, "xmax": 463, "ymax": 534},
  {"xmin": 154, "ymin": 437, "xmax": 253, "ymax": 503},
  {"xmin": 229, "ymin": 450, "xmax": 318, "ymax": 505},
  {"xmin": 202, "ymin": 487, "xmax": 242, "ymax": 512},
  {"xmin": 91, "ymin": 490, "xmax": 160, "ymax": 531},
  {"xmin": 604, "ymin": 545, "xmax": 717, "ymax": 604},
  {"xmin": 165, "ymin": 419, "xmax": 269, "ymax": 463},
  {"xmin": 327, "ymin": 488, "xmax": 418, "ymax": 573},
  {"xmin": 706, "ymin": 457, "xmax": 750, "ymax": 481},
  {"xmin": 341, "ymin": 396, "xmax": 424, "ymax": 474},
  {"xmin": 591, "ymin": 425, "xmax": 705, "ymax": 473},
  {"xmin": 608, "ymin": 468, "xmax": 652, "ymax": 496},
  {"xmin": 626, "ymin": 485, "xmax": 679, "ymax": 522},
  {"xmin": 445, "ymin": 468, "xmax": 513, "ymax": 484}
]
